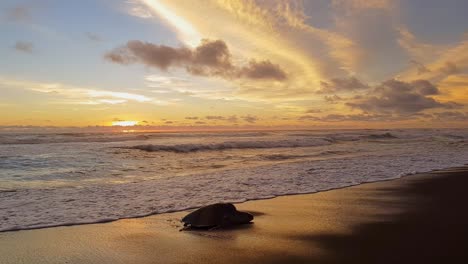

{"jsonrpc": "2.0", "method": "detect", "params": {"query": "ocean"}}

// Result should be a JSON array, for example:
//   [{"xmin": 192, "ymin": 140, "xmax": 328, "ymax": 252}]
[{"xmin": 1, "ymin": 129, "xmax": 467, "ymax": 232}]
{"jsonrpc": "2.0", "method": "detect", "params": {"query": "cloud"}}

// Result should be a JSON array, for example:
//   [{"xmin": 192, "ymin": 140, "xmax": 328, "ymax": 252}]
[
  {"xmin": 86, "ymin": 32, "xmax": 102, "ymax": 42},
  {"xmin": 410, "ymin": 80, "xmax": 439, "ymax": 95},
  {"xmin": 346, "ymin": 79, "xmax": 462, "ymax": 114},
  {"xmin": 205, "ymin": 115, "xmax": 225, "ymax": 120},
  {"xmin": 317, "ymin": 77, "xmax": 368, "ymax": 93},
  {"xmin": 226, "ymin": 115, "xmax": 238, "ymax": 123},
  {"xmin": 431, "ymin": 111, "xmax": 468, "ymax": 122},
  {"xmin": 239, "ymin": 60, "xmax": 287, "ymax": 80},
  {"xmin": 306, "ymin": 109, "xmax": 322, "ymax": 114},
  {"xmin": 397, "ymin": 27, "xmax": 444, "ymax": 63},
  {"xmin": 410, "ymin": 60, "xmax": 431, "ymax": 75},
  {"xmin": 324, "ymin": 94, "xmax": 343, "ymax": 104},
  {"xmin": 330, "ymin": 0, "xmax": 414, "ymax": 82},
  {"xmin": 127, "ymin": 0, "xmax": 153, "ymax": 18},
  {"xmin": 5, "ymin": 5, "xmax": 31, "ymax": 22},
  {"xmin": 203, "ymin": 115, "xmax": 256, "ymax": 123},
  {"xmin": 0, "ymin": 77, "xmax": 155, "ymax": 105},
  {"xmin": 439, "ymin": 61, "xmax": 459, "ymax": 75},
  {"xmin": 436, "ymin": 74, "xmax": 468, "ymax": 104},
  {"xmin": 14, "ymin": 41, "xmax": 33, "ymax": 53},
  {"xmin": 131, "ymin": 0, "xmax": 397, "ymax": 100},
  {"xmin": 332, "ymin": 0, "xmax": 393, "ymax": 11},
  {"xmin": 185, "ymin": 116, "xmax": 199, "ymax": 120},
  {"xmin": 105, "ymin": 40, "xmax": 192, "ymax": 69},
  {"xmin": 185, "ymin": 39, "xmax": 233, "ymax": 76},
  {"xmin": 242, "ymin": 115, "xmax": 258, "ymax": 123},
  {"xmin": 398, "ymin": 36, "xmax": 468, "ymax": 82},
  {"xmin": 407, "ymin": 60, "xmax": 460, "ymax": 78},
  {"xmin": 105, "ymin": 39, "xmax": 287, "ymax": 81},
  {"xmin": 298, "ymin": 113, "xmax": 402, "ymax": 122}
]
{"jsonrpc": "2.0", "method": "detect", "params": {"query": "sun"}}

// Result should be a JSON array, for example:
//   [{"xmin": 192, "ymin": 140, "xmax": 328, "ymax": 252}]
[{"xmin": 111, "ymin": 120, "xmax": 138, "ymax": 126}]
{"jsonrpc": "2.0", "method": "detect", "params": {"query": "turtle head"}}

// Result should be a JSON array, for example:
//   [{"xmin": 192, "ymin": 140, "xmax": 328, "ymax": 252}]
[{"xmin": 230, "ymin": 211, "xmax": 254, "ymax": 224}]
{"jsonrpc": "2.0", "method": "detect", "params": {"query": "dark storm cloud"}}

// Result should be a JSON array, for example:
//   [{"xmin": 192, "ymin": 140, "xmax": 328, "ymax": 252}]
[
  {"xmin": 346, "ymin": 79, "xmax": 462, "ymax": 114},
  {"xmin": 105, "ymin": 39, "xmax": 287, "ymax": 81},
  {"xmin": 317, "ymin": 77, "xmax": 368, "ymax": 94},
  {"xmin": 14, "ymin": 41, "xmax": 33, "ymax": 53}
]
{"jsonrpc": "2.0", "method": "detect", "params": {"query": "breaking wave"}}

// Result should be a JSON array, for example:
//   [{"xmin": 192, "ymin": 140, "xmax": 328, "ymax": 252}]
[{"xmin": 126, "ymin": 138, "xmax": 334, "ymax": 153}]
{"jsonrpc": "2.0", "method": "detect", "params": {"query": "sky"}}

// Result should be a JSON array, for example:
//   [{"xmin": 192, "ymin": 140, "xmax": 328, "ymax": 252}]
[{"xmin": 1, "ymin": 0, "xmax": 467, "ymax": 130}]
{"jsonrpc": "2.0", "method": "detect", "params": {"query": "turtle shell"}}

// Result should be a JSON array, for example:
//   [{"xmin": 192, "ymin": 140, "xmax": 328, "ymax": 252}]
[{"xmin": 181, "ymin": 203, "xmax": 238, "ymax": 227}]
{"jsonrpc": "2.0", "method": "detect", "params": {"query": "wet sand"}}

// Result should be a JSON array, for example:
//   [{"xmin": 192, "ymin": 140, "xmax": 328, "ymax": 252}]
[{"xmin": 1, "ymin": 166, "xmax": 467, "ymax": 264}]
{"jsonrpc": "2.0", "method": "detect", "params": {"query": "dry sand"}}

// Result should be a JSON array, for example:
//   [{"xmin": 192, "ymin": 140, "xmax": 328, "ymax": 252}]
[{"xmin": 1, "ymin": 167, "xmax": 467, "ymax": 264}]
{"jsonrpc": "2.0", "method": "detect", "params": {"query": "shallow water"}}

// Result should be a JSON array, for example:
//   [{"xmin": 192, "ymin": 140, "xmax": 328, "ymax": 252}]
[{"xmin": 1, "ymin": 129, "xmax": 467, "ymax": 231}]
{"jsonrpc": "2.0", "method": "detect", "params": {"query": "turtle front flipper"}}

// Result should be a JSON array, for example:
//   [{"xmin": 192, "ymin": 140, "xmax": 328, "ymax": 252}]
[{"xmin": 179, "ymin": 224, "xmax": 192, "ymax": 231}]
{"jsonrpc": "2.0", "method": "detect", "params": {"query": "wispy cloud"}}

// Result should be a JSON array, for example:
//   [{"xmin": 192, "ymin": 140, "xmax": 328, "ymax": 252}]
[
  {"xmin": 317, "ymin": 77, "xmax": 368, "ymax": 94},
  {"xmin": 0, "ymin": 77, "xmax": 156, "ymax": 105},
  {"xmin": 5, "ymin": 4, "xmax": 31, "ymax": 22},
  {"xmin": 399, "ymin": 36, "xmax": 468, "ymax": 82},
  {"xmin": 431, "ymin": 111, "xmax": 468, "ymax": 122},
  {"xmin": 332, "ymin": 0, "xmax": 394, "ymax": 12},
  {"xmin": 85, "ymin": 32, "xmax": 102, "ymax": 42},
  {"xmin": 137, "ymin": 0, "xmax": 201, "ymax": 46},
  {"xmin": 14, "ymin": 41, "xmax": 34, "ymax": 53},
  {"xmin": 126, "ymin": 0, "xmax": 153, "ymax": 19},
  {"xmin": 397, "ymin": 27, "xmax": 445, "ymax": 63}
]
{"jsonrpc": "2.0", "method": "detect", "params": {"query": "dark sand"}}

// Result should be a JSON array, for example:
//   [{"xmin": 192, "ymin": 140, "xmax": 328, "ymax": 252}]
[{"xmin": 1, "ymin": 167, "xmax": 467, "ymax": 263}]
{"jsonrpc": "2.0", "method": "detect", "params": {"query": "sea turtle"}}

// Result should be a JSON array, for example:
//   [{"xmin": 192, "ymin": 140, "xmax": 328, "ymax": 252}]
[{"xmin": 181, "ymin": 203, "xmax": 253, "ymax": 230}]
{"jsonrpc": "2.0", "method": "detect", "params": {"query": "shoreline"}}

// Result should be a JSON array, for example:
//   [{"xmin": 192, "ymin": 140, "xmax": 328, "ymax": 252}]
[
  {"xmin": 1, "ymin": 165, "xmax": 468, "ymax": 263},
  {"xmin": 1, "ymin": 165, "xmax": 465, "ymax": 234}
]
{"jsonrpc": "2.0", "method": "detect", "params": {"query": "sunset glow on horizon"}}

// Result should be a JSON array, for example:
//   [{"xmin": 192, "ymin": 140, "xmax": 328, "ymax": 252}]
[{"xmin": 111, "ymin": 121, "xmax": 139, "ymax": 127}]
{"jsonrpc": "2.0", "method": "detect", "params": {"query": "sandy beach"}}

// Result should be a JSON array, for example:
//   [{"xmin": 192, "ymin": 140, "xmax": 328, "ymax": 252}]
[{"xmin": 1, "ymin": 166, "xmax": 467, "ymax": 264}]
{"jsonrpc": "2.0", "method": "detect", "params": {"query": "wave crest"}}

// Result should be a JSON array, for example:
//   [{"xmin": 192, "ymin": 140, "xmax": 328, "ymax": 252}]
[{"xmin": 126, "ymin": 138, "xmax": 333, "ymax": 153}]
